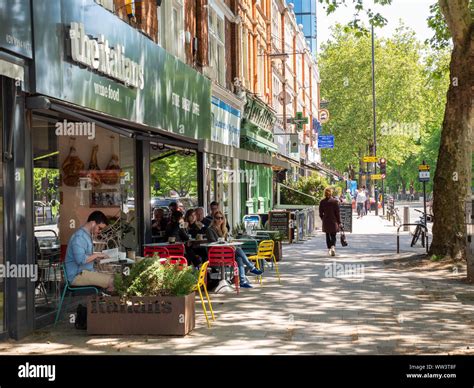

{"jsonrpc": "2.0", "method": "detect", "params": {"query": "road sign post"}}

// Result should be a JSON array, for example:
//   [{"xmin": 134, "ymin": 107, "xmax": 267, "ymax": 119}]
[{"xmin": 419, "ymin": 161, "xmax": 430, "ymax": 227}]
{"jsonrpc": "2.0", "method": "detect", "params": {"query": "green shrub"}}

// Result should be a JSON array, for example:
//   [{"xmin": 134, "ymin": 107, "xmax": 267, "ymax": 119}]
[{"xmin": 114, "ymin": 259, "xmax": 198, "ymax": 297}]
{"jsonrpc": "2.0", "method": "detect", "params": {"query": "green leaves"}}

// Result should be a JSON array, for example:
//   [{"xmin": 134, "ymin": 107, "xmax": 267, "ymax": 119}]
[
  {"xmin": 115, "ymin": 258, "xmax": 199, "ymax": 298},
  {"xmin": 318, "ymin": 24, "xmax": 449, "ymax": 192}
]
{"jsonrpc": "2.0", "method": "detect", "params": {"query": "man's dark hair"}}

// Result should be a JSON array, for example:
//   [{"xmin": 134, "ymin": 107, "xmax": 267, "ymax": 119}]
[
  {"xmin": 170, "ymin": 210, "xmax": 183, "ymax": 223},
  {"xmin": 169, "ymin": 202, "xmax": 178, "ymax": 208},
  {"xmin": 210, "ymin": 201, "xmax": 219, "ymax": 207},
  {"xmin": 362, "ymin": 186, "xmax": 366, "ymax": 190},
  {"xmin": 87, "ymin": 211, "xmax": 108, "ymax": 225}
]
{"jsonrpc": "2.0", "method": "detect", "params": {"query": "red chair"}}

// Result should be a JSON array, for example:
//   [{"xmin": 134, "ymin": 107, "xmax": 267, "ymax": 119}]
[
  {"xmin": 144, "ymin": 246, "xmax": 170, "ymax": 258},
  {"xmin": 208, "ymin": 246, "xmax": 239, "ymax": 294}
]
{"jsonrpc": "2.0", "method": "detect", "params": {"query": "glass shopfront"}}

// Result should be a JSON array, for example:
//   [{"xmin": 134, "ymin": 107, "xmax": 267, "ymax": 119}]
[
  {"xmin": 149, "ymin": 143, "xmax": 198, "ymax": 241},
  {"xmin": 32, "ymin": 114, "xmax": 136, "ymax": 318},
  {"xmin": 206, "ymin": 154, "xmax": 238, "ymax": 230}
]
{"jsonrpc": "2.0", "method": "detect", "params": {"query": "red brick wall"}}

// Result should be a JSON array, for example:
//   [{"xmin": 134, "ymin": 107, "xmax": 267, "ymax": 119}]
[
  {"xmin": 196, "ymin": 0, "xmax": 209, "ymax": 68},
  {"xmin": 113, "ymin": 0, "xmax": 158, "ymax": 42}
]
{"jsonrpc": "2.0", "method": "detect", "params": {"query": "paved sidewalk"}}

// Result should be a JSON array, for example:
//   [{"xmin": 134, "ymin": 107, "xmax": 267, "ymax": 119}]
[{"xmin": 1, "ymin": 215, "xmax": 473, "ymax": 355}]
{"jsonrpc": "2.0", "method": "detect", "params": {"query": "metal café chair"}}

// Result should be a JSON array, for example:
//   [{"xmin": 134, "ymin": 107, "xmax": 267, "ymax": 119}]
[{"xmin": 208, "ymin": 246, "xmax": 239, "ymax": 294}]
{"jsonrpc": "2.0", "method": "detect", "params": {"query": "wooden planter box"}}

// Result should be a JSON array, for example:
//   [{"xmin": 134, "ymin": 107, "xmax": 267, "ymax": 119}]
[{"xmin": 87, "ymin": 293, "xmax": 195, "ymax": 336}]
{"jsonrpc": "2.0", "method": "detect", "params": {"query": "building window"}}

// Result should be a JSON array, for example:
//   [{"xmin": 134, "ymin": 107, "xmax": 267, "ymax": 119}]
[
  {"xmin": 158, "ymin": 0, "xmax": 185, "ymax": 60},
  {"xmin": 209, "ymin": 6, "xmax": 226, "ymax": 86}
]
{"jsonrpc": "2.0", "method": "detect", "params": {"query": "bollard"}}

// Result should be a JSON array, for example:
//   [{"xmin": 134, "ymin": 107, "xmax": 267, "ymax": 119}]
[{"xmin": 403, "ymin": 206, "xmax": 410, "ymax": 231}]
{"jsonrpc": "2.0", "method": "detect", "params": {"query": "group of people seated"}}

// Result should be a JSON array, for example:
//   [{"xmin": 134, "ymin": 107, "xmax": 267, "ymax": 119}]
[
  {"xmin": 151, "ymin": 201, "xmax": 261, "ymax": 288},
  {"xmin": 64, "ymin": 202, "xmax": 262, "ymax": 292}
]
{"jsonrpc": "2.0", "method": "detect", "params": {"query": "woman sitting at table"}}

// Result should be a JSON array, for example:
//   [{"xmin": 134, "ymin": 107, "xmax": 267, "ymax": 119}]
[
  {"xmin": 151, "ymin": 208, "xmax": 167, "ymax": 237},
  {"xmin": 165, "ymin": 210, "xmax": 202, "ymax": 267},
  {"xmin": 206, "ymin": 211, "xmax": 262, "ymax": 289},
  {"xmin": 183, "ymin": 209, "xmax": 205, "ymax": 238}
]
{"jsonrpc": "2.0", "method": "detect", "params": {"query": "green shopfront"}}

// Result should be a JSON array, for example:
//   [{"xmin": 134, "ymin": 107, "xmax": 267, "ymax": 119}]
[
  {"xmin": 3, "ymin": 0, "xmax": 211, "ymax": 338},
  {"xmin": 240, "ymin": 94, "xmax": 278, "ymax": 218}
]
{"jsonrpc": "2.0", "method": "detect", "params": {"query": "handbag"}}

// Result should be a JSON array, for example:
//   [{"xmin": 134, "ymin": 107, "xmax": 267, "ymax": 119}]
[{"xmin": 340, "ymin": 225, "xmax": 348, "ymax": 247}]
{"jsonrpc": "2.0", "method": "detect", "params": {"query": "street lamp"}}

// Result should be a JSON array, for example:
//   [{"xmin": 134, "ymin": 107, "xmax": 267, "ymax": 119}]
[{"xmin": 371, "ymin": 23, "xmax": 378, "ymax": 216}]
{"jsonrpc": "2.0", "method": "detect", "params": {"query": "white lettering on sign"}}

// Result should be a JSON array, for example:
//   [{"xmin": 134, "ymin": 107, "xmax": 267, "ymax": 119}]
[
  {"xmin": 69, "ymin": 22, "xmax": 144, "ymax": 89},
  {"xmin": 171, "ymin": 93, "xmax": 200, "ymax": 117}
]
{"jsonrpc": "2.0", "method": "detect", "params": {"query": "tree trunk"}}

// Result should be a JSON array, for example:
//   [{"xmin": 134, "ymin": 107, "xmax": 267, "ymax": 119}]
[{"xmin": 430, "ymin": 1, "xmax": 473, "ymax": 267}]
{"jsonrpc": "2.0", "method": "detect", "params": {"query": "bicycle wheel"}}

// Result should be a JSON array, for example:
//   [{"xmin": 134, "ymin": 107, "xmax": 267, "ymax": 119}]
[{"xmin": 411, "ymin": 225, "xmax": 421, "ymax": 247}]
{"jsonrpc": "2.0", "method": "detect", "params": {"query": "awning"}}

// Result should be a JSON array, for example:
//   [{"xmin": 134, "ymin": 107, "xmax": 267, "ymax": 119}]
[
  {"xmin": 199, "ymin": 139, "xmax": 291, "ymax": 169},
  {"xmin": 26, "ymin": 95, "xmax": 199, "ymax": 150},
  {"xmin": 241, "ymin": 135, "xmax": 278, "ymax": 153}
]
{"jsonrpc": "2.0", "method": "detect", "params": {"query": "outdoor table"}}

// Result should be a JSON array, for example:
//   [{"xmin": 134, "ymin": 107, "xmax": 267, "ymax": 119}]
[
  {"xmin": 200, "ymin": 242, "xmax": 244, "ymax": 293},
  {"xmin": 143, "ymin": 242, "xmax": 184, "ymax": 247}
]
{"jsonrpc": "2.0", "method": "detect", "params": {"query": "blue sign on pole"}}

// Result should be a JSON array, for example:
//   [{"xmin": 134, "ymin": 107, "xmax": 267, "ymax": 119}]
[{"xmin": 318, "ymin": 135, "xmax": 334, "ymax": 149}]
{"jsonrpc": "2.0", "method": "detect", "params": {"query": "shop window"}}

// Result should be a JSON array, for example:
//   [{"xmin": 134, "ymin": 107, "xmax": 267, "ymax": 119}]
[
  {"xmin": 149, "ymin": 144, "xmax": 198, "ymax": 240},
  {"xmin": 32, "ymin": 116, "xmax": 136, "ymax": 318}
]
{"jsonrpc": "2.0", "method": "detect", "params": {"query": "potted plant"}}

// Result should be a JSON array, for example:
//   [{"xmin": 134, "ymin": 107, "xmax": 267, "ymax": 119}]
[{"xmin": 87, "ymin": 259, "xmax": 198, "ymax": 336}]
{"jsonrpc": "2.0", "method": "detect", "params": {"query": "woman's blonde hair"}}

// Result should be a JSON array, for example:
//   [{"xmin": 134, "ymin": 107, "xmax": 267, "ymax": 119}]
[
  {"xmin": 324, "ymin": 187, "xmax": 333, "ymax": 198},
  {"xmin": 210, "ymin": 210, "xmax": 228, "ymax": 238}
]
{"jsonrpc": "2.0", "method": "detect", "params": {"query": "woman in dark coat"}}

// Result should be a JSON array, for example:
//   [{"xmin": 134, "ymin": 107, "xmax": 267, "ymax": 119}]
[{"xmin": 319, "ymin": 187, "xmax": 341, "ymax": 256}]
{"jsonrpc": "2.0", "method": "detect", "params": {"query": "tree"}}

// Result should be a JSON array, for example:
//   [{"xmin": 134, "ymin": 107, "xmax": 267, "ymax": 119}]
[
  {"xmin": 150, "ymin": 151, "xmax": 197, "ymax": 198},
  {"xmin": 318, "ymin": 24, "xmax": 435, "ymax": 191},
  {"xmin": 318, "ymin": 0, "xmax": 473, "ymax": 267}
]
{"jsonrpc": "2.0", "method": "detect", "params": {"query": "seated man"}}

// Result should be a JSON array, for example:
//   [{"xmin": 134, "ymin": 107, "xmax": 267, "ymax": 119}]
[{"xmin": 65, "ymin": 211, "xmax": 114, "ymax": 291}]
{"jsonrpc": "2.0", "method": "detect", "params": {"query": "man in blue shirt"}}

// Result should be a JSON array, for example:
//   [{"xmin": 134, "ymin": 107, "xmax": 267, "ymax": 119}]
[{"xmin": 65, "ymin": 211, "xmax": 114, "ymax": 290}]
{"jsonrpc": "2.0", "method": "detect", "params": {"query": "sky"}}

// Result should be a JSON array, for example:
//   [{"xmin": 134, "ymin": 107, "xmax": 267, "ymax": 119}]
[{"xmin": 316, "ymin": 0, "xmax": 435, "ymax": 52}]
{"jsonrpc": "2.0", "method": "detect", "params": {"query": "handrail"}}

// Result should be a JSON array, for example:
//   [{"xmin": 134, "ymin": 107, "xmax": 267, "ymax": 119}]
[{"xmin": 397, "ymin": 223, "xmax": 429, "ymax": 254}]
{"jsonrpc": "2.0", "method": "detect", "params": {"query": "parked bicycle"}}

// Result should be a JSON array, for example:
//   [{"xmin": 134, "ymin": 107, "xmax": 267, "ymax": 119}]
[{"xmin": 410, "ymin": 209, "xmax": 433, "ymax": 247}]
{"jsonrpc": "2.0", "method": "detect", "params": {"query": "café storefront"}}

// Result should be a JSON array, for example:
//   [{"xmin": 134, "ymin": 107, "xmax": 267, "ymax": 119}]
[{"xmin": 3, "ymin": 0, "xmax": 211, "ymax": 338}]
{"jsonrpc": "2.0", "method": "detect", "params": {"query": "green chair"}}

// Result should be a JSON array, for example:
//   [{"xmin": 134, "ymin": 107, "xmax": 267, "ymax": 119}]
[
  {"xmin": 54, "ymin": 264, "xmax": 101, "ymax": 326},
  {"xmin": 240, "ymin": 239, "xmax": 258, "ymax": 256}
]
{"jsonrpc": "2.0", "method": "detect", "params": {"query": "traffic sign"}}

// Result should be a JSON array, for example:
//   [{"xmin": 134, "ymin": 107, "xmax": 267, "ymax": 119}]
[
  {"xmin": 371, "ymin": 174, "xmax": 383, "ymax": 180},
  {"xmin": 419, "ymin": 171, "xmax": 430, "ymax": 182},
  {"xmin": 363, "ymin": 156, "xmax": 378, "ymax": 163},
  {"xmin": 319, "ymin": 109, "xmax": 330, "ymax": 124},
  {"xmin": 318, "ymin": 135, "xmax": 334, "ymax": 149},
  {"xmin": 418, "ymin": 164, "xmax": 430, "ymax": 171}
]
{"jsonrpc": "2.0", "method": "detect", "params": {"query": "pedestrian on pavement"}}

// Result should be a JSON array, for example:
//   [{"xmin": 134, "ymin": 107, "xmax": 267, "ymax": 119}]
[
  {"xmin": 319, "ymin": 188, "xmax": 341, "ymax": 257},
  {"xmin": 355, "ymin": 188, "xmax": 366, "ymax": 218},
  {"xmin": 363, "ymin": 185, "xmax": 370, "ymax": 214}
]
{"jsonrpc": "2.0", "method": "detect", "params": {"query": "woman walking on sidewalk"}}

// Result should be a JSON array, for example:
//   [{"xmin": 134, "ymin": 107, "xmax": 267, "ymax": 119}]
[{"xmin": 319, "ymin": 188, "xmax": 342, "ymax": 256}]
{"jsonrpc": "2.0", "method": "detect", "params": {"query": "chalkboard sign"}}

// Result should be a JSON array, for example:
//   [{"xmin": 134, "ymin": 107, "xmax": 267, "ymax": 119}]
[
  {"xmin": 268, "ymin": 211, "xmax": 291, "ymax": 242},
  {"xmin": 339, "ymin": 204, "xmax": 353, "ymax": 233}
]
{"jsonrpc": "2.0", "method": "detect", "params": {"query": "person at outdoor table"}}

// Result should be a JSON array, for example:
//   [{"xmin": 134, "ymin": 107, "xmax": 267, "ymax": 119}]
[
  {"xmin": 183, "ymin": 209, "xmax": 205, "ymax": 238},
  {"xmin": 64, "ymin": 211, "xmax": 114, "ymax": 291},
  {"xmin": 194, "ymin": 207, "xmax": 208, "ymax": 231},
  {"xmin": 204, "ymin": 201, "xmax": 230, "ymax": 231},
  {"xmin": 151, "ymin": 208, "xmax": 167, "ymax": 236},
  {"xmin": 165, "ymin": 210, "xmax": 202, "ymax": 267},
  {"xmin": 206, "ymin": 210, "xmax": 262, "ymax": 288}
]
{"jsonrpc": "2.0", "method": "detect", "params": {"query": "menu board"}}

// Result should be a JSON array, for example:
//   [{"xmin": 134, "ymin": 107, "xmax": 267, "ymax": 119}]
[
  {"xmin": 268, "ymin": 211, "xmax": 291, "ymax": 242},
  {"xmin": 340, "ymin": 204, "xmax": 353, "ymax": 233}
]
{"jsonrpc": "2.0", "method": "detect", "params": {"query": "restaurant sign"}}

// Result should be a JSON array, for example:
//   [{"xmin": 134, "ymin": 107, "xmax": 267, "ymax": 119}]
[{"xmin": 32, "ymin": 0, "xmax": 211, "ymax": 140}]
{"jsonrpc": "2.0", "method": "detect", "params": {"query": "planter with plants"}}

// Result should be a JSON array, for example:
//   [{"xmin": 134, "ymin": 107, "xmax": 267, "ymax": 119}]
[{"xmin": 87, "ymin": 258, "xmax": 198, "ymax": 336}]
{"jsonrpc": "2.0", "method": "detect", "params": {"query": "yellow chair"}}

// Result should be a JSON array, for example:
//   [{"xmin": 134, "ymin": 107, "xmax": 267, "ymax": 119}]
[
  {"xmin": 193, "ymin": 261, "xmax": 215, "ymax": 328},
  {"xmin": 248, "ymin": 240, "xmax": 281, "ymax": 285}
]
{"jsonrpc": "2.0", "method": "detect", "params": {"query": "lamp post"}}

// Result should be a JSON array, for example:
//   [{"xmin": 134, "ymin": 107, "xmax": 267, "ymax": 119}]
[{"xmin": 371, "ymin": 24, "xmax": 378, "ymax": 216}]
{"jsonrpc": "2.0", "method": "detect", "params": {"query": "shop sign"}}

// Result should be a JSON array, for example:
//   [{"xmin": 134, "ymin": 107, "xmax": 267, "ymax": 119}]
[
  {"xmin": 211, "ymin": 96, "xmax": 241, "ymax": 147},
  {"xmin": 69, "ymin": 22, "xmax": 144, "ymax": 89},
  {"xmin": 32, "ymin": 0, "xmax": 211, "ymax": 140},
  {"xmin": 0, "ymin": 0, "xmax": 33, "ymax": 58}
]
